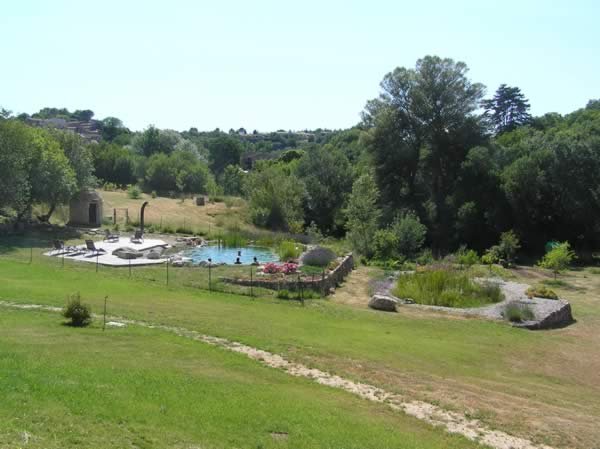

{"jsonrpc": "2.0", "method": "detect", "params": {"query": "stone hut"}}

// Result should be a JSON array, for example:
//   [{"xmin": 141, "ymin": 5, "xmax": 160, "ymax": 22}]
[{"xmin": 69, "ymin": 190, "xmax": 104, "ymax": 226}]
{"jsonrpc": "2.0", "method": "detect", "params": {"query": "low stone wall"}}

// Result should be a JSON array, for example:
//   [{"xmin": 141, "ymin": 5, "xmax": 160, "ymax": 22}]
[{"xmin": 222, "ymin": 253, "xmax": 354, "ymax": 295}]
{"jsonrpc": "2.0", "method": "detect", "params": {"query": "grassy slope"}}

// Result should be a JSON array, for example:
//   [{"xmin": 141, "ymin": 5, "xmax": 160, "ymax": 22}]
[
  {"xmin": 0, "ymin": 309, "xmax": 480, "ymax": 449},
  {"xmin": 1, "ymin": 243, "xmax": 600, "ymax": 447},
  {"xmin": 101, "ymin": 190, "xmax": 249, "ymax": 233}
]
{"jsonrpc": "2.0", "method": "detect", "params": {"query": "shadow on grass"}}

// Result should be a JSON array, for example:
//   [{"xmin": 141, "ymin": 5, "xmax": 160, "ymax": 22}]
[{"xmin": 0, "ymin": 226, "xmax": 83, "ymax": 254}]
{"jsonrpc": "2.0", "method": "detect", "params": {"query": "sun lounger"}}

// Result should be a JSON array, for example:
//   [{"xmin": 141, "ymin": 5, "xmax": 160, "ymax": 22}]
[
  {"xmin": 103, "ymin": 229, "xmax": 120, "ymax": 242},
  {"xmin": 50, "ymin": 240, "xmax": 78, "ymax": 256},
  {"xmin": 130, "ymin": 230, "xmax": 144, "ymax": 244},
  {"xmin": 85, "ymin": 240, "xmax": 106, "ymax": 257}
]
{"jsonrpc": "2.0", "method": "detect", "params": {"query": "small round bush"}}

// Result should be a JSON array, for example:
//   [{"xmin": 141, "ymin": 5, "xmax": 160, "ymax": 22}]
[
  {"xmin": 301, "ymin": 246, "xmax": 336, "ymax": 267},
  {"xmin": 526, "ymin": 286, "xmax": 558, "ymax": 300},
  {"xmin": 62, "ymin": 293, "xmax": 92, "ymax": 327}
]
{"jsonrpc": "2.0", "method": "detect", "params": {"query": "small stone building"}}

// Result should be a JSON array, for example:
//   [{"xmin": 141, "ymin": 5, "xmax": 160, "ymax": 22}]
[{"xmin": 69, "ymin": 190, "xmax": 104, "ymax": 226}]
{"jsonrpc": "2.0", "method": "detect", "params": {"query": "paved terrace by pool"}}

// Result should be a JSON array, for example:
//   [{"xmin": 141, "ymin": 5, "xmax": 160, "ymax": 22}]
[{"xmin": 44, "ymin": 237, "xmax": 168, "ymax": 267}]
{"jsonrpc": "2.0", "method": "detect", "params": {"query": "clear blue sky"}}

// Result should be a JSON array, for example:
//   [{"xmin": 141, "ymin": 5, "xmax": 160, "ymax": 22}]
[{"xmin": 1, "ymin": 0, "xmax": 598, "ymax": 132}]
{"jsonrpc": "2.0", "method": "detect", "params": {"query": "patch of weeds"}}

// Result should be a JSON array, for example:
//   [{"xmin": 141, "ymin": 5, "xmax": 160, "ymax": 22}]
[{"xmin": 503, "ymin": 302, "xmax": 534, "ymax": 322}]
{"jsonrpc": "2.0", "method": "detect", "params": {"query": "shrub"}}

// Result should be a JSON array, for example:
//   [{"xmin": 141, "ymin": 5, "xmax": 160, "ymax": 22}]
[
  {"xmin": 416, "ymin": 249, "xmax": 434, "ymax": 266},
  {"xmin": 504, "ymin": 302, "xmax": 534, "ymax": 322},
  {"xmin": 373, "ymin": 228, "xmax": 398, "ymax": 260},
  {"xmin": 127, "ymin": 184, "xmax": 142, "ymax": 199},
  {"xmin": 489, "ymin": 230, "xmax": 520, "ymax": 266},
  {"xmin": 301, "ymin": 246, "xmax": 336, "ymax": 267},
  {"xmin": 526, "ymin": 286, "xmax": 558, "ymax": 300},
  {"xmin": 456, "ymin": 246, "xmax": 479, "ymax": 267},
  {"xmin": 278, "ymin": 241, "xmax": 301, "ymax": 260},
  {"xmin": 151, "ymin": 190, "xmax": 157, "ymax": 198},
  {"xmin": 538, "ymin": 241, "xmax": 576, "ymax": 279},
  {"xmin": 393, "ymin": 270, "xmax": 503, "ymax": 308},
  {"xmin": 62, "ymin": 293, "xmax": 92, "ymax": 327},
  {"xmin": 282, "ymin": 262, "xmax": 298, "ymax": 275},
  {"xmin": 392, "ymin": 211, "xmax": 427, "ymax": 258}
]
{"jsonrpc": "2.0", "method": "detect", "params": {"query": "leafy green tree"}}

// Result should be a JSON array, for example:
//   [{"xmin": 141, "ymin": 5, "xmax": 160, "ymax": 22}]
[
  {"xmin": 72, "ymin": 109, "xmax": 94, "ymax": 121},
  {"xmin": 101, "ymin": 117, "xmax": 127, "ymax": 142},
  {"xmin": 221, "ymin": 164, "xmax": 244, "ymax": 195},
  {"xmin": 296, "ymin": 144, "xmax": 352, "ymax": 235},
  {"xmin": 345, "ymin": 174, "xmax": 381, "ymax": 258},
  {"xmin": 364, "ymin": 56, "xmax": 486, "ymax": 251},
  {"xmin": 134, "ymin": 125, "xmax": 164, "ymax": 156},
  {"xmin": 482, "ymin": 84, "xmax": 531, "ymax": 134},
  {"xmin": 22, "ymin": 129, "xmax": 77, "ymax": 221},
  {"xmin": 0, "ymin": 120, "xmax": 34, "ymax": 214},
  {"xmin": 0, "ymin": 107, "xmax": 12, "ymax": 120},
  {"xmin": 93, "ymin": 142, "xmax": 137, "ymax": 186},
  {"xmin": 538, "ymin": 242, "xmax": 576, "ymax": 279},
  {"xmin": 145, "ymin": 153, "xmax": 177, "ymax": 191},
  {"xmin": 208, "ymin": 136, "xmax": 242, "ymax": 175},
  {"xmin": 244, "ymin": 164, "xmax": 305, "ymax": 232}
]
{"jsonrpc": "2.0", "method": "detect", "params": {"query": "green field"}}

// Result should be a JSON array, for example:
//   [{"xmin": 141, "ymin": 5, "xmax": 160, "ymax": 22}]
[{"xmin": 1, "ymin": 236, "xmax": 600, "ymax": 448}]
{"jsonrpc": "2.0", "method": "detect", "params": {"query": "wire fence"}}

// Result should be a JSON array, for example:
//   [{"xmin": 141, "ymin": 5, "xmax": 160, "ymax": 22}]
[{"xmin": 0, "ymin": 238, "xmax": 313, "ymax": 302}]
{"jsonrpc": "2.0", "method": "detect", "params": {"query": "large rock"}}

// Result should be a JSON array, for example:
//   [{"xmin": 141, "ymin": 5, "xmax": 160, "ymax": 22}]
[
  {"xmin": 369, "ymin": 295, "xmax": 398, "ymax": 312},
  {"xmin": 147, "ymin": 250, "xmax": 163, "ymax": 260},
  {"xmin": 513, "ymin": 298, "xmax": 574, "ymax": 329},
  {"xmin": 112, "ymin": 247, "xmax": 144, "ymax": 259}
]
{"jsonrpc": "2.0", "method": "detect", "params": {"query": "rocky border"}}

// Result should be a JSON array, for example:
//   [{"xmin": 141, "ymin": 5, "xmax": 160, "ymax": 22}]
[{"xmin": 369, "ymin": 276, "xmax": 574, "ymax": 330}]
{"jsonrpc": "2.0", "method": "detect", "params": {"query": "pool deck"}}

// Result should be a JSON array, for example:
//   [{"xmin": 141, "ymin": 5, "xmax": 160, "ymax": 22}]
[{"xmin": 44, "ymin": 237, "xmax": 168, "ymax": 267}]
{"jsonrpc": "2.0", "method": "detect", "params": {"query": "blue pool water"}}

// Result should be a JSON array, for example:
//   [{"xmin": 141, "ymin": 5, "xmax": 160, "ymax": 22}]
[{"xmin": 183, "ymin": 245, "xmax": 279, "ymax": 265}]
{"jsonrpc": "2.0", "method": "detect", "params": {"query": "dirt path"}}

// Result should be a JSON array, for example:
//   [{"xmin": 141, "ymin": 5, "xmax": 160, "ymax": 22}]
[{"xmin": 0, "ymin": 300, "xmax": 553, "ymax": 449}]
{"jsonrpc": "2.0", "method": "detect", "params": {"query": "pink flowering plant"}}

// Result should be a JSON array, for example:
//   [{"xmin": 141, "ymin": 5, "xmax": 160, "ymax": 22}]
[
  {"xmin": 282, "ymin": 262, "xmax": 298, "ymax": 275},
  {"xmin": 262, "ymin": 262, "xmax": 281, "ymax": 274}
]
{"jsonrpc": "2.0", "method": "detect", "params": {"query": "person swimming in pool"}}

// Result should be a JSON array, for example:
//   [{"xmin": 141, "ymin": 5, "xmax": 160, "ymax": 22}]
[{"xmin": 234, "ymin": 257, "xmax": 242, "ymax": 264}]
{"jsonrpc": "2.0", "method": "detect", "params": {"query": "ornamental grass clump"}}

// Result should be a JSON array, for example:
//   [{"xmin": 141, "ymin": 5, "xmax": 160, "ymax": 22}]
[
  {"xmin": 278, "ymin": 241, "xmax": 301, "ymax": 260},
  {"xmin": 301, "ymin": 246, "xmax": 336, "ymax": 267},
  {"xmin": 393, "ymin": 270, "xmax": 503, "ymax": 308},
  {"xmin": 62, "ymin": 293, "xmax": 92, "ymax": 327}
]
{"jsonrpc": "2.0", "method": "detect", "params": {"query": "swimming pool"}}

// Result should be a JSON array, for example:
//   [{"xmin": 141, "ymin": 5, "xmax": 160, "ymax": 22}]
[{"xmin": 183, "ymin": 245, "xmax": 279, "ymax": 265}]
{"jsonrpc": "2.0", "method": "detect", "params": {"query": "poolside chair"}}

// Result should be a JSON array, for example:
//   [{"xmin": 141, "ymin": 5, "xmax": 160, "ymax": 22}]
[
  {"xmin": 50, "ymin": 240, "xmax": 78, "ymax": 256},
  {"xmin": 103, "ymin": 229, "xmax": 120, "ymax": 242},
  {"xmin": 85, "ymin": 240, "xmax": 106, "ymax": 257},
  {"xmin": 130, "ymin": 230, "xmax": 144, "ymax": 244}
]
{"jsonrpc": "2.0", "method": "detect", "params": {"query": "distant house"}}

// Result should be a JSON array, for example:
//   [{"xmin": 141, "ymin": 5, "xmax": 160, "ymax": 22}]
[{"xmin": 25, "ymin": 117, "xmax": 102, "ymax": 142}]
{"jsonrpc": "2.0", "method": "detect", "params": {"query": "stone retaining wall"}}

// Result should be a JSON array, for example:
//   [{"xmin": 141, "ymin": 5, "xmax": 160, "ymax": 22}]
[{"xmin": 222, "ymin": 253, "xmax": 354, "ymax": 295}]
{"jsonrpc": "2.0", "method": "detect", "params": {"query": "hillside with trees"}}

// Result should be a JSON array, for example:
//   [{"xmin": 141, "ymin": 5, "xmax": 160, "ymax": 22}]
[{"xmin": 2, "ymin": 55, "xmax": 599, "ymax": 259}]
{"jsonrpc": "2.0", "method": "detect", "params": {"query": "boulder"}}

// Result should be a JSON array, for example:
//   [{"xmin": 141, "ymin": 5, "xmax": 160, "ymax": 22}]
[
  {"xmin": 368, "ymin": 295, "xmax": 398, "ymax": 312},
  {"xmin": 112, "ymin": 247, "xmax": 144, "ymax": 259},
  {"xmin": 147, "ymin": 250, "xmax": 162, "ymax": 260}
]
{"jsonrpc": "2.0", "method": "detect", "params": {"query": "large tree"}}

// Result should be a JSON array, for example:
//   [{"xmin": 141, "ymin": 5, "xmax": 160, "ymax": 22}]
[
  {"xmin": 482, "ymin": 84, "xmax": 531, "ymax": 134},
  {"xmin": 364, "ymin": 56, "xmax": 486, "ymax": 251},
  {"xmin": 207, "ymin": 136, "xmax": 242, "ymax": 175}
]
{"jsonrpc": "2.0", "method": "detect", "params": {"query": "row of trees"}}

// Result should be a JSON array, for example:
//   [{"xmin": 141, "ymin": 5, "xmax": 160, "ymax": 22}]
[
  {"xmin": 3, "ymin": 56, "xmax": 599, "ymax": 260},
  {"xmin": 238, "ymin": 56, "xmax": 599, "ymax": 259}
]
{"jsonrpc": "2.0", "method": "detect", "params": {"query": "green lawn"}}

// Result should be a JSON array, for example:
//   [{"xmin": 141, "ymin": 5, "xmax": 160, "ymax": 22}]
[
  {"xmin": 2, "ymin": 236, "xmax": 600, "ymax": 448},
  {"xmin": 0, "ymin": 309, "xmax": 479, "ymax": 449}
]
